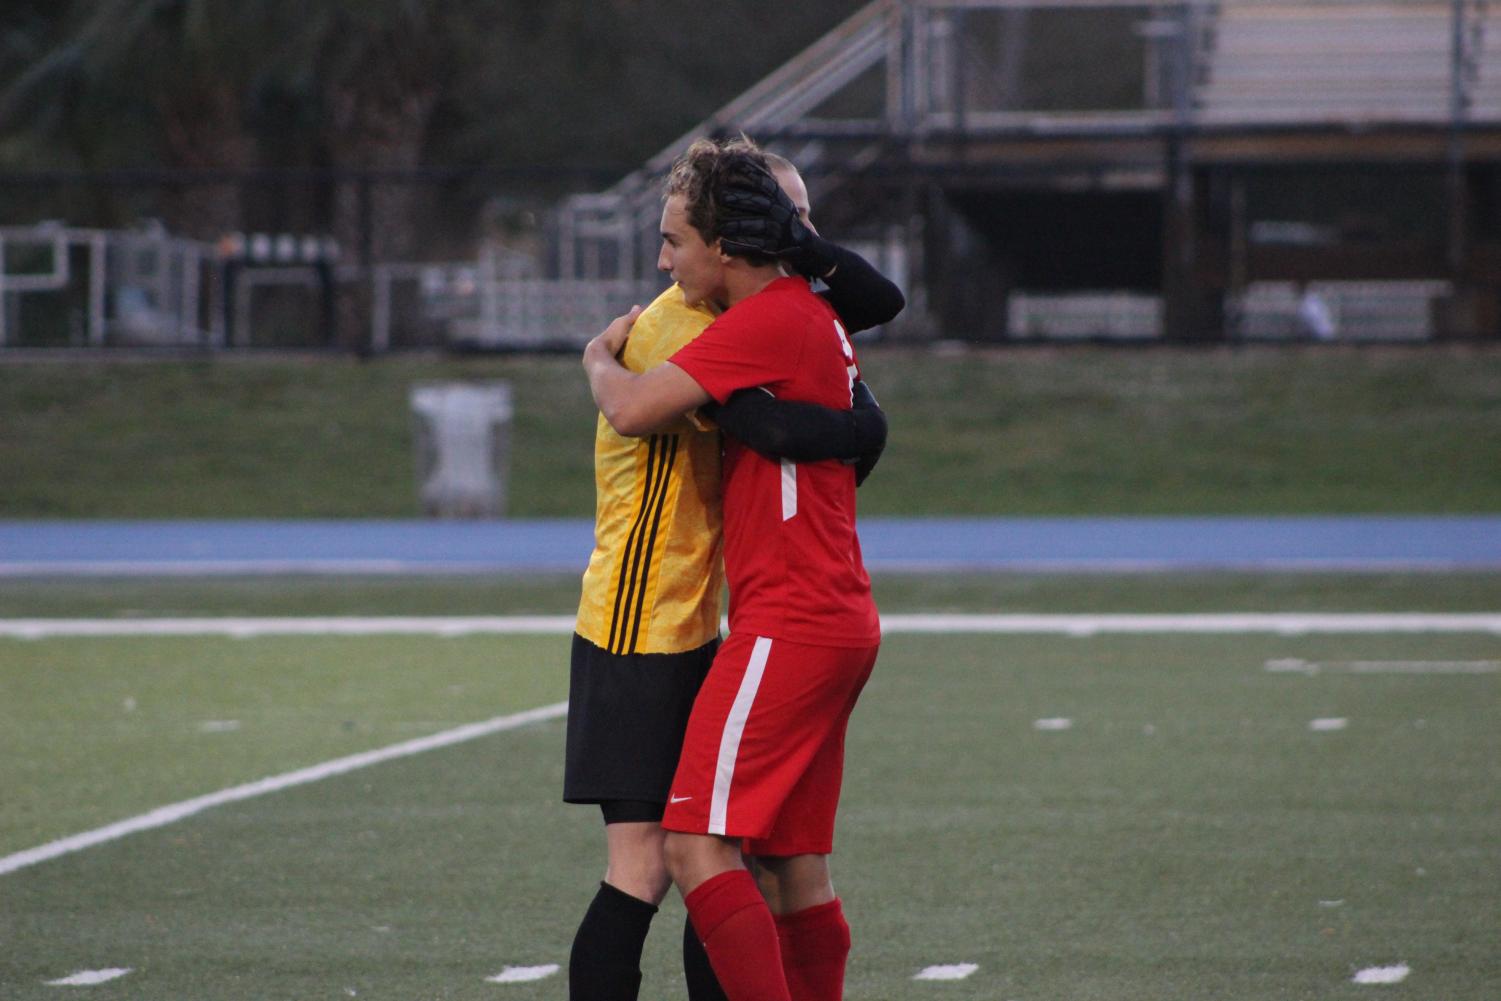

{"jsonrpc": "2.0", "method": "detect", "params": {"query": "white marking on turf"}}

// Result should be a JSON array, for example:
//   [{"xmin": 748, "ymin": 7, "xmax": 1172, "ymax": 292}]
[
  {"xmin": 879, "ymin": 614, "xmax": 1501, "ymax": 636},
  {"xmin": 1353, "ymin": 963, "xmax": 1410, "ymax": 984},
  {"xmin": 198, "ymin": 720, "xmax": 242, "ymax": 733},
  {"xmin": 1318, "ymin": 899, "xmax": 1345, "ymax": 908},
  {"xmin": 45, "ymin": 968, "xmax": 132, "ymax": 986},
  {"xmin": 1267, "ymin": 658, "xmax": 1499, "ymax": 675},
  {"xmin": 0, "ymin": 616, "xmax": 577, "ymax": 639},
  {"xmin": 1033, "ymin": 717, "xmax": 1073, "ymax": 731},
  {"xmin": 1309, "ymin": 718, "xmax": 1349, "ymax": 731},
  {"xmin": 486, "ymin": 964, "xmax": 559, "ymax": 983},
  {"xmin": 0, "ymin": 701, "xmax": 568, "ymax": 878},
  {"xmin": 1265, "ymin": 658, "xmax": 1320, "ymax": 675},
  {"xmin": 1345, "ymin": 660, "xmax": 1498, "ymax": 674},
  {"xmin": 5, "ymin": 613, "xmax": 1501, "ymax": 640},
  {"xmin": 914, "ymin": 963, "xmax": 979, "ymax": 981}
]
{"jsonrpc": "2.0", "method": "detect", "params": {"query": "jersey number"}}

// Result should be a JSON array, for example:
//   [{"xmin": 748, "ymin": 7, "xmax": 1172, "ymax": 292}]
[{"xmin": 833, "ymin": 319, "xmax": 856, "ymax": 404}]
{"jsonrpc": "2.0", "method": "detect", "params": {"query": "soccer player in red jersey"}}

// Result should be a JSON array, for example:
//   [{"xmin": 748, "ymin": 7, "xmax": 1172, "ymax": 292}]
[{"xmin": 584, "ymin": 137, "xmax": 880, "ymax": 1001}]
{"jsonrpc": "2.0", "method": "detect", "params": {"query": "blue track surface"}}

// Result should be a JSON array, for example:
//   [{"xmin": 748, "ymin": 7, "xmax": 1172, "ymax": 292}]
[{"xmin": 2, "ymin": 517, "xmax": 1499, "ymax": 575}]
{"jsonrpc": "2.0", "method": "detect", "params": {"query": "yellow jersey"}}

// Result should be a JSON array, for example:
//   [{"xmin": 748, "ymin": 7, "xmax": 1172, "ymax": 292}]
[{"xmin": 575, "ymin": 284, "xmax": 724, "ymax": 654}]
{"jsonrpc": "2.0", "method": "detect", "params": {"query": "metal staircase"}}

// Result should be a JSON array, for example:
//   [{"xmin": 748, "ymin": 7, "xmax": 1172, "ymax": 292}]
[
  {"xmin": 556, "ymin": 1, "xmax": 898, "ymax": 283},
  {"xmin": 554, "ymin": 0, "xmax": 1222, "ymax": 283}
]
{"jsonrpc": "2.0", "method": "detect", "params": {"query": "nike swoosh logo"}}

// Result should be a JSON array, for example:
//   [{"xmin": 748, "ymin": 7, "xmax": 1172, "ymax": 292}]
[{"xmin": 669, "ymin": 794, "xmax": 693, "ymax": 804}]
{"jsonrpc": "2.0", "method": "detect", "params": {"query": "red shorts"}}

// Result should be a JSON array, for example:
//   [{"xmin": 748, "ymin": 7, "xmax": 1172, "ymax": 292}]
[{"xmin": 661, "ymin": 632, "xmax": 878, "ymax": 857}]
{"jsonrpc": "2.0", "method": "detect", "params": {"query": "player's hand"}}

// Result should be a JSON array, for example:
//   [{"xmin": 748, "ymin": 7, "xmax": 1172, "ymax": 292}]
[
  {"xmin": 851, "ymin": 442, "xmax": 883, "ymax": 487},
  {"xmin": 600, "ymin": 305, "xmax": 641, "ymax": 355},
  {"xmin": 718, "ymin": 165, "xmax": 837, "ymax": 278},
  {"xmin": 585, "ymin": 305, "xmax": 642, "ymax": 365},
  {"xmin": 849, "ymin": 380, "xmax": 886, "ymax": 487}
]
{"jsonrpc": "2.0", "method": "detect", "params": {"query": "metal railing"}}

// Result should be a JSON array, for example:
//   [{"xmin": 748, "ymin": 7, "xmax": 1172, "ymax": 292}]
[
  {"xmin": 0, "ymin": 223, "xmax": 211, "ymax": 347},
  {"xmin": 0, "ymin": 220, "xmax": 661, "ymax": 350}
]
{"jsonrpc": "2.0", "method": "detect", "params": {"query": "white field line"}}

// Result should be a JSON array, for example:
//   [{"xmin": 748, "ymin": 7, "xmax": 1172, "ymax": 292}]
[
  {"xmin": 44, "ymin": 969, "xmax": 133, "ymax": 986},
  {"xmin": 3, "ymin": 613, "xmax": 1501, "ymax": 640},
  {"xmin": 0, "ymin": 615, "xmax": 578, "ymax": 639},
  {"xmin": 0, "ymin": 701, "xmax": 568, "ymax": 878},
  {"xmin": 878, "ymin": 613, "xmax": 1501, "ymax": 636},
  {"xmin": 1353, "ymin": 963, "xmax": 1411, "ymax": 985},
  {"xmin": 914, "ymin": 963, "xmax": 980, "ymax": 981},
  {"xmin": 1267, "ymin": 658, "xmax": 1500, "ymax": 675},
  {"xmin": 486, "ymin": 965, "xmax": 561, "ymax": 983}
]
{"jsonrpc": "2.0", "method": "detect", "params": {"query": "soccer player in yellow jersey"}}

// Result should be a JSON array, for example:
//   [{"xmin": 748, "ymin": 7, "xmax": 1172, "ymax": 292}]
[{"xmin": 565, "ymin": 147, "xmax": 903, "ymax": 1001}]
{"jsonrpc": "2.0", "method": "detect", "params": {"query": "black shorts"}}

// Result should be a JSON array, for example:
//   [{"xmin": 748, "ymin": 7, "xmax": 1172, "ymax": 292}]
[{"xmin": 563, "ymin": 632, "xmax": 718, "ymax": 806}]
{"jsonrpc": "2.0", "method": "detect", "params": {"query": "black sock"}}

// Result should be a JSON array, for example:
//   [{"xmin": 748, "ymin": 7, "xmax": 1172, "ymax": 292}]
[
  {"xmin": 569, "ymin": 881, "xmax": 658, "ymax": 1001},
  {"xmin": 683, "ymin": 911, "xmax": 729, "ymax": 1001}
]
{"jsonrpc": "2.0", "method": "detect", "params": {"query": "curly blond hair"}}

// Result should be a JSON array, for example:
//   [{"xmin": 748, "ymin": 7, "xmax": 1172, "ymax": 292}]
[{"xmin": 663, "ymin": 135, "xmax": 774, "ymax": 262}]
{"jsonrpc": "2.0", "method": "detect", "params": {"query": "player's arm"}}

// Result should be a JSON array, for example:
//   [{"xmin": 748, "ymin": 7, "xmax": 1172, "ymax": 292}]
[
  {"xmin": 703, "ymin": 380, "xmax": 888, "ymax": 486},
  {"xmin": 583, "ymin": 306, "xmax": 712, "ymax": 437},
  {"xmin": 816, "ymin": 245, "xmax": 905, "ymax": 334}
]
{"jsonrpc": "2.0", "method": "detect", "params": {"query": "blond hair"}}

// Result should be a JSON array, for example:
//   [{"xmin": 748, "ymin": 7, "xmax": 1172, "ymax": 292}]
[{"xmin": 663, "ymin": 135, "xmax": 775, "ymax": 261}]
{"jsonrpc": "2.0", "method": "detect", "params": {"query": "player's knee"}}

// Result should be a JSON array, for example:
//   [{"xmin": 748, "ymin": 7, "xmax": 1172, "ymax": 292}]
[
  {"xmin": 604, "ymin": 823, "xmax": 672, "ymax": 903},
  {"xmin": 663, "ymin": 831, "xmax": 738, "ymax": 891},
  {"xmin": 662, "ymin": 830, "xmax": 695, "ymax": 885},
  {"xmin": 605, "ymin": 847, "xmax": 670, "ymax": 899},
  {"xmin": 604, "ymin": 862, "xmax": 671, "ymax": 904},
  {"xmin": 751, "ymin": 853, "xmax": 833, "ymax": 914},
  {"xmin": 752, "ymin": 860, "xmax": 784, "ymax": 912}
]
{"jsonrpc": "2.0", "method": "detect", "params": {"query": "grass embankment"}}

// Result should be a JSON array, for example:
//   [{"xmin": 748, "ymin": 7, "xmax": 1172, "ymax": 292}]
[{"xmin": 1, "ymin": 345, "xmax": 1499, "ymax": 517}]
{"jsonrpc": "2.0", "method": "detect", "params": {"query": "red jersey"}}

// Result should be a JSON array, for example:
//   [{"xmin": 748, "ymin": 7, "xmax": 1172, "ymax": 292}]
[{"xmin": 669, "ymin": 277, "xmax": 880, "ymax": 648}]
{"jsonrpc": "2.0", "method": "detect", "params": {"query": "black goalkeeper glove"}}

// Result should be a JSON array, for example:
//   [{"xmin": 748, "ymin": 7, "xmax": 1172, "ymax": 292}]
[
  {"xmin": 717, "ymin": 164, "xmax": 838, "ymax": 279},
  {"xmin": 849, "ymin": 379, "xmax": 886, "ymax": 487}
]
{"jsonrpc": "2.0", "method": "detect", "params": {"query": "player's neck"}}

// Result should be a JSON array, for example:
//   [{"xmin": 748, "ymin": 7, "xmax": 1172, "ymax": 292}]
[{"xmin": 721, "ymin": 262, "xmax": 785, "ymax": 309}]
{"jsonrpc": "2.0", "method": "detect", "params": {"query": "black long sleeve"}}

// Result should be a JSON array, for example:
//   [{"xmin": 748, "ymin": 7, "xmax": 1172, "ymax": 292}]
[
  {"xmin": 703, "ymin": 381, "xmax": 887, "ymax": 486},
  {"xmin": 815, "ymin": 241, "xmax": 905, "ymax": 334}
]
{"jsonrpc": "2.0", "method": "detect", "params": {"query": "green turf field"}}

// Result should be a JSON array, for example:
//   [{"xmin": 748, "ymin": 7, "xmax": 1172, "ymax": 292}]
[
  {"xmin": 2, "ymin": 576, "xmax": 1497, "ymax": 1000},
  {"xmin": 3, "ymin": 345, "xmax": 1499, "ymax": 517}
]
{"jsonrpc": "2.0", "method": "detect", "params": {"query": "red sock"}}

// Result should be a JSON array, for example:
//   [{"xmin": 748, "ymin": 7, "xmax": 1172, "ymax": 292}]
[
  {"xmin": 684, "ymin": 870, "xmax": 791, "ymax": 1001},
  {"xmin": 774, "ymin": 899, "xmax": 851, "ymax": 1001}
]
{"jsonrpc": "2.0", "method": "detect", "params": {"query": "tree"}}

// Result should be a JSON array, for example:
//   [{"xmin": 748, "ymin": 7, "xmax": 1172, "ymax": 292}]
[{"xmin": 1, "ymin": 0, "xmax": 875, "ymax": 237}]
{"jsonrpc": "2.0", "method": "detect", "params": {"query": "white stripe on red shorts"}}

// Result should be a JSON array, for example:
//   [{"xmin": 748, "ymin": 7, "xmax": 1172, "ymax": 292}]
[{"xmin": 709, "ymin": 635, "xmax": 773, "ymax": 835}]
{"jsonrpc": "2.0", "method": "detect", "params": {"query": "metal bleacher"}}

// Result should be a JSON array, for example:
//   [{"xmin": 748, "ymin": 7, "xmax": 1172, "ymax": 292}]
[
  {"xmin": 535, "ymin": 0, "xmax": 1501, "ymax": 343},
  {"xmin": 1472, "ymin": 2, "xmax": 1501, "ymax": 118},
  {"xmin": 1196, "ymin": 1, "xmax": 1491, "ymax": 125},
  {"xmin": 556, "ymin": 1, "xmax": 1499, "ymax": 278}
]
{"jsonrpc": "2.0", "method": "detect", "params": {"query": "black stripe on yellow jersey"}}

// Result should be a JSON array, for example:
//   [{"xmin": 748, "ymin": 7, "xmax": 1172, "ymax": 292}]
[{"xmin": 607, "ymin": 433, "xmax": 680, "ymax": 654}]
